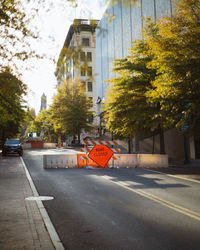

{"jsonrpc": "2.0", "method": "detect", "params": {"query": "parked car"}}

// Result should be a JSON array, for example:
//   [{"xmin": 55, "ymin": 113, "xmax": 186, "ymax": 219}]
[{"xmin": 2, "ymin": 139, "xmax": 23, "ymax": 156}]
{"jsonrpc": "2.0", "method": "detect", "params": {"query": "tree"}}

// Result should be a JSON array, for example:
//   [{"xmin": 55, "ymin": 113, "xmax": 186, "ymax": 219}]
[
  {"xmin": 144, "ymin": 0, "xmax": 200, "ymax": 136},
  {"xmin": 21, "ymin": 107, "xmax": 35, "ymax": 137},
  {"xmin": 0, "ymin": 67, "xmax": 27, "ymax": 144},
  {"xmin": 50, "ymin": 79, "xmax": 93, "ymax": 143},
  {"xmin": 35, "ymin": 109, "xmax": 56, "ymax": 142},
  {"xmin": 0, "ymin": 0, "xmax": 41, "ymax": 72},
  {"xmin": 105, "ymin": 39, "xmax": 166, "ymax": 153}
]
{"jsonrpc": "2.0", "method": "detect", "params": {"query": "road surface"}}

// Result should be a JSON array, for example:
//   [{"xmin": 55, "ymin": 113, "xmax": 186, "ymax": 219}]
[{"xmin": 23, "ymin": 149, "xmax": 200, "ymax": 250}]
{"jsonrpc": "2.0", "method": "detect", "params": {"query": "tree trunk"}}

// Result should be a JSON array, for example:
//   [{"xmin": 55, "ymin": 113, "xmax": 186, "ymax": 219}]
[
  {"xmin": 152, "ymin": 132, "xmax": 155, "ymax": 154},
  {"xmin": 159, "ymin": 125, "xmax": 165, "ymax": 154},
  {"xmin": 48, "ymin": 128, "xmax": 52, "ymax": 143},
  {"xmin": 58, "ymin": 134, "xmax": 62, "ymax": 147},
  {"xmin": 184, "ymin": 135, "xmax": 189, "ymax": 163},
  {"xmin": 78, "ymin": 132, "xmax": 80, "ymax": 144},
  {"xmin": 1, "ymin": 129, "xmax": 5, "ymax": 145},
  {"xmin": 73, "ymin": 135, "xmax": 76, "ymax": 144},
  {"xmin": 128, "ymin": 139, "xmax": 131, "ymax": 154},
  {"xmin": 135, "ymin": 135, "xmax": 140, "ymax": 152},
  {"xmin": 128, "ymin": 137, "xmax": 133, "ymax": 154}
]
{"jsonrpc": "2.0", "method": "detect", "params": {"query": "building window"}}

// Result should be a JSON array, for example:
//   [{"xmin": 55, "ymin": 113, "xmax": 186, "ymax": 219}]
[
  {"xmin": 81, "ymin": 67, "xmax": 86, "ymax": 76},
  {"xmin": 87, "ymin": 82, "xmax": 93, "ymax": 92},
  {"xmin": 87, "ymin": 67, "xmax": 92, "ymax": 76},
  {"xmin": 80, "ymin": 52, "xmax": 85, "ymax": 61},
  {"xmin": 82, "ymin": 38, "xmax": 90, "ymax": 46},
  {"xmin": 87, "ymin": 52, "xmax": 92, "ymax": 61}
]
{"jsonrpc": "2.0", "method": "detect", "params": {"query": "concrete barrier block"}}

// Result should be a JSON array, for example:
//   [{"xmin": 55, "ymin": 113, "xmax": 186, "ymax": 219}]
[
  {"xmin": 43, "ymin": 143, "xmax": 57, "ymax": 149},
  {"xmin": 109, "ymin": 154, "xmax": 137, "ymax": 168},
  {"xmin": 43, "ymin": 153, "xmax": 168, "ymax": 169},
  {"xmin": 138, "ymin": 154, "xmax": 168, "ymax": 168},
  {"xmin": 22, "ymin": 143, "xmax": 31, "ymax": 149},
  {"xmin": 43, "ymin": 154, "xmax": 78, "ymax": 168}
]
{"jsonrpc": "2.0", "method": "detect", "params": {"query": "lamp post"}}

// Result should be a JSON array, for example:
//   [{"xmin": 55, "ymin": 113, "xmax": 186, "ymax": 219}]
[{"xmin": 96, "ymin": 96, "xmax": 105, "ymax": 137}]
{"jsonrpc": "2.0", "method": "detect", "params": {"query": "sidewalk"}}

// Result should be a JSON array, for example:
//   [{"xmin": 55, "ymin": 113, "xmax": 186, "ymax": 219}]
[{"xmin": 0, "ymin": 155, "xmax": 55, "ymax": 250}]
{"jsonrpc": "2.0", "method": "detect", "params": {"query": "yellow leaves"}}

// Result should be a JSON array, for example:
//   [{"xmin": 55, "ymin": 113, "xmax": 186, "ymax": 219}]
[{"xmin": 104, "ymin": 12, "xmax": 116, "ymax": 25}]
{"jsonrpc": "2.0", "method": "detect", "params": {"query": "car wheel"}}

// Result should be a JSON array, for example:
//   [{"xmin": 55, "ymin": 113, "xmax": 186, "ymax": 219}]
[
  {"xmin": 19, "ymin": 152, "xmax": 23, "ymax": 156},
  {"xmin": 2, "ymin": 152, "xmax": 6, "ymax": 156}
]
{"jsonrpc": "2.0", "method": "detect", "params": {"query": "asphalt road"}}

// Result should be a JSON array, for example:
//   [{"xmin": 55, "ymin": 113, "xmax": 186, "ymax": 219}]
[{"xmin": 23, "ymin": 149, "xmax": 200, "ymax": 250}]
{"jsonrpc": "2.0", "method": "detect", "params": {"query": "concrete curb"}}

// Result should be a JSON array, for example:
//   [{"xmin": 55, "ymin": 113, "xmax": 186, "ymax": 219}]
[{"xmin": 21, "ymin": 157, "xmax": 65, "ymax": 250}]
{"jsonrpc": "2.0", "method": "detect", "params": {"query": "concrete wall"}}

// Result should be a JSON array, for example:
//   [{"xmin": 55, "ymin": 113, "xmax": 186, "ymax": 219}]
[{"xmin": 137, "ymin": 128, "xmax": 186, "ymax": 159}]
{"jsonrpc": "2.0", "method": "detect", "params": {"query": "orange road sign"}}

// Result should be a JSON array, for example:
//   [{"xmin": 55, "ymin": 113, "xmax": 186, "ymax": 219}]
[{"xmin": 88, "ymin": 144, "xmax": 114, "ymax": 168}]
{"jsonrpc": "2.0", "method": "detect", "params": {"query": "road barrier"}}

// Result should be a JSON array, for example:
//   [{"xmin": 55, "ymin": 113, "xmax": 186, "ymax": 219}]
[
  {"xmin": 42, "ymin": 139, "xmax": 168, "ymax": 169},
  {"xmin": 22, "ymin": 143, "xmax": 32, "ymax": 149},
  {"xmin": 137, "ymin": 154, "xmax": 168, "ymax": 168},
  {"xmin": 23, "ymin": 143, "xmax": 57, "ymax": 149},
  {"xmin": 43, "ymin": 153, "xmax": 168, "ymax": 169},
  {"xmin": 43, "ymin": 154, "xmax": 77, "ymax": 168},
  {"xmin": 80, "ymin": 139, "xmax": 121, "ymax": 168}
]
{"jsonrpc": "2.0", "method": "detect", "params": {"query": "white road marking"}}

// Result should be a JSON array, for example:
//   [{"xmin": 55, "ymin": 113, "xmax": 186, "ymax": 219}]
[
  {"xmin": 101, "ymin": 175, "xmax": 200, "ymax": 222},
  {"xmin": 25, "ymin": 196, "xmax": 54, "ymax": 201},
  {"xmin": 144, "ymin": 168, "xmax": 200, "ymax": 184}
]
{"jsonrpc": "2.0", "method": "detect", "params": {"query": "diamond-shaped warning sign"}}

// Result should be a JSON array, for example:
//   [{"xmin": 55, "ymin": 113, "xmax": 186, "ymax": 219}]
[{"xmin": 88, "ymin": 144, "xmax": 114, "ymax": 168}]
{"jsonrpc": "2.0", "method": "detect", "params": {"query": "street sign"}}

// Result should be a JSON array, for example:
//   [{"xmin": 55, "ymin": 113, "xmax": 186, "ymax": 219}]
[{"xmin": 88, "ymin": 144, "xmax": 114, "ymax": 168}]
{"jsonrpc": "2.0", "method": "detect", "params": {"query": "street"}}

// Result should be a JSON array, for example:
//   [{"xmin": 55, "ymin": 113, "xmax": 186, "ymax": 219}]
[{"xmin": 22, "ymin": 149, "xmax": 200, "ymax": 250}]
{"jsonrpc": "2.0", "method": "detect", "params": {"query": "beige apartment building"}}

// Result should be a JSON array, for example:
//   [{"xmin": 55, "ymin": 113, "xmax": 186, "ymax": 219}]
[{"xmin": 55, "ymin": 19, "xmax": 99, "ymax": 132}]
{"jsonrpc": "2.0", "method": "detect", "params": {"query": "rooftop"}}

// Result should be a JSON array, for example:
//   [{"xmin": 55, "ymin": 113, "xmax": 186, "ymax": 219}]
[{"xmin": 64, "ymin": 19, "xmax": 99, "ymax": 48}]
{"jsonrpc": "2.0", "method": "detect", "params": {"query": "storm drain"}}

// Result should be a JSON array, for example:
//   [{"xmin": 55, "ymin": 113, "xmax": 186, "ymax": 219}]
[{"xmin": 25, "ymin": 196, "xmax": 54, "ymax": 201}]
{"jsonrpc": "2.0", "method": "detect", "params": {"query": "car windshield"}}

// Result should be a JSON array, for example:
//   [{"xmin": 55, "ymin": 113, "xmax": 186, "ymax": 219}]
[{"xmin": 6, "ymin": 139, "xmax": 20, "ymax": 145}]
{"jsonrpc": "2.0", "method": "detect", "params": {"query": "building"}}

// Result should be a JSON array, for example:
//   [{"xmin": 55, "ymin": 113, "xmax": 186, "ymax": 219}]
[
  {"xmin": 95, "ymin": 0, "xmax": 198, "ymax": 160},
  {"xmin": 96, "ymin": 0, "xmax": 173, "ymax": 102},
  {"xmin": 55, "ymin": 19, "xmax": 99, "ymax": 128},
  {"xmin": 40, "ymin": 93, "xmax": 47, "ymax": 111}
]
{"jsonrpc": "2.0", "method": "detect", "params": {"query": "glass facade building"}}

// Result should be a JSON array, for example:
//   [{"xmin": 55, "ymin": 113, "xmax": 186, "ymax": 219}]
[{"xmin": 96, "ymin": 0, "xmax": 173, "ymax": 101}]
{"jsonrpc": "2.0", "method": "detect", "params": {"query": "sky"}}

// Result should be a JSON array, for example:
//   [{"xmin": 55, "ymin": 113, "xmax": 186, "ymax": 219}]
[{"xmin": 22, "ymin": 0, "xmax": 106, "ymax": 114}]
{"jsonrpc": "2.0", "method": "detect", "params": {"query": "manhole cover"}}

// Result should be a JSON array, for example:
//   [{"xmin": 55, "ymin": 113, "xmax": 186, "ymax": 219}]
[{"xmin": 25, "ymin": 196, "xmax": 54, "ymax": 201}]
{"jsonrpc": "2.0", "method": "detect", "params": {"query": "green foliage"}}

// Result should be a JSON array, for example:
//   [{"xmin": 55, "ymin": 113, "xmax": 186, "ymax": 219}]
[
  {"xmin": 0, "ymin": 67, "xmax": 27, "ymax": 143},
  {"xmin": 0, "ymin": 0, "xmax": 41, "ymax": 71},
  {"xmin": 22, "ymin": 107, "xmax": 35, "ymax": 133},
  {"xmin": 37, "ymin": 109, "xmax": 56, "ymax": 142},
  {"xmin": 25, "ymin": 119, "xmax": 41, "ymax": 137},
  {"xmin": 105, "ymin": 39, "xmax": 158, "ymax": 140},
  {"xmin": 144, "ymin": 0, "xmax": 200, "ymax": 135},
  {"xmin": 24, "ymin": 109, "xmax": 57, "ymax": 142},
  {"xmin": 50, "ymin": 78, "xmax": 93, "ymax": 142}
]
